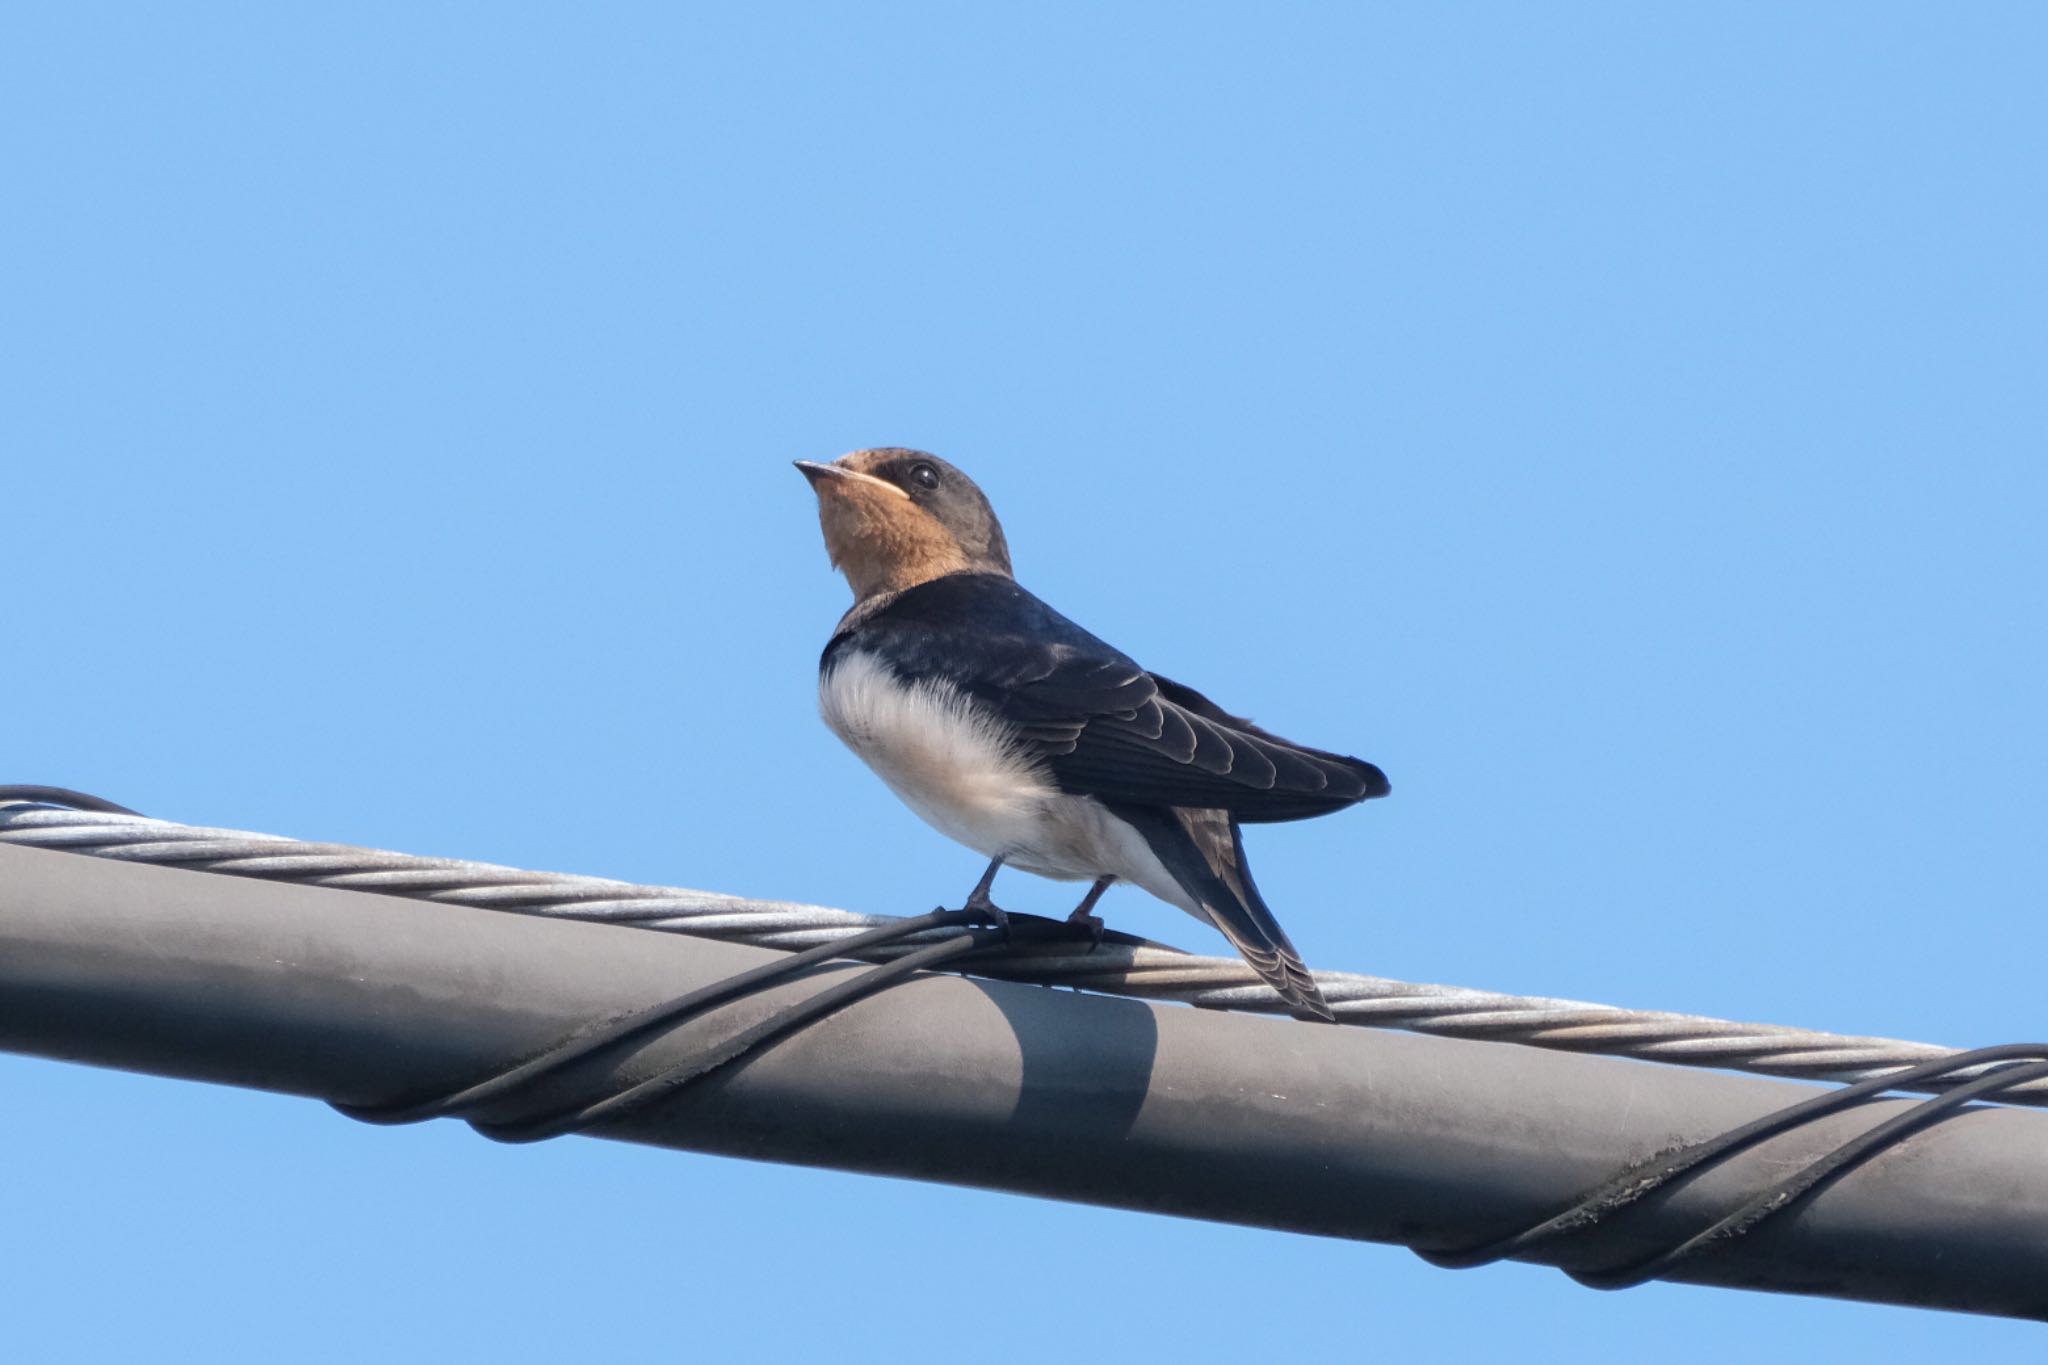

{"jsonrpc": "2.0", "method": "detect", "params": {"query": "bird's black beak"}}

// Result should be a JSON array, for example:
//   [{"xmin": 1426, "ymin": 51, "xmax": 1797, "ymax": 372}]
[{"xmin": 795, "ymin": 458, "xmax": 910, "ymax": 504}]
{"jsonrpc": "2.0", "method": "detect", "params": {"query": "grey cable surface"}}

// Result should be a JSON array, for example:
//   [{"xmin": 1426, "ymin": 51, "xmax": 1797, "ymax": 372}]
[{"xmin": 1, "ymin": 803, "xmax": 2030, "ymax": 1104}]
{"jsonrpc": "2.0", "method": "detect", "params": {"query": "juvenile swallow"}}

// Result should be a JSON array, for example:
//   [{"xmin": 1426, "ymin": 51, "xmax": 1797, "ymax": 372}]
[{"xmin": 795, "ymin": 448, "xmax": 1388, "ymax": 1020}]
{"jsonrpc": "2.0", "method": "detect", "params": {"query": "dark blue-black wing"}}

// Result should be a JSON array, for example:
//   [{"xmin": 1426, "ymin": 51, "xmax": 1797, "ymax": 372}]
[
  {"xmin": 841, "ymin": 573, "xmax": 1389, "ymax": 823},
  {"xmin": 1000, "ymin": 655, "xmax": 1390, "ymax": 822}
]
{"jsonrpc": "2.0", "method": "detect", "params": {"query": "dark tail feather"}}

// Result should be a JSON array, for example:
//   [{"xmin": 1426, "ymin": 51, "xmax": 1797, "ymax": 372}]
[{"xmin": 1109, "ymin": 803, "xmax": 1334, "ymax": 1022}]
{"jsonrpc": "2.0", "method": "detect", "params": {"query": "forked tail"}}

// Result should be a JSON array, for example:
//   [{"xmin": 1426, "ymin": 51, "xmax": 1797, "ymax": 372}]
[{"xmin": 1107, "ymin": 802, "xmax": 1334, "ymax": 1022}]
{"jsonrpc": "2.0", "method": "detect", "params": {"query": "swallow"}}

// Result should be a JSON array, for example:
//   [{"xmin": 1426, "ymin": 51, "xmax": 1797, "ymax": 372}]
[{"xmin": 794, "ymin": 448, "xmax": 1388, "ymax": 1020}]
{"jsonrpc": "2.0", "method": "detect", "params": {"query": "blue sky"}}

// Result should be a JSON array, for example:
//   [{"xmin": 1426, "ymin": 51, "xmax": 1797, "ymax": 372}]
[{"xmin": 4, "ymin": 3, "xmax": 2044, "ymax": 1359}]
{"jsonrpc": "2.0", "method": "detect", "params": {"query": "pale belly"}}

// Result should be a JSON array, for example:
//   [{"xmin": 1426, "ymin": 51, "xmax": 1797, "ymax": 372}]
[{"xmin": 818, "ymin": 650, "xmax": 1198, "ymax": 913}]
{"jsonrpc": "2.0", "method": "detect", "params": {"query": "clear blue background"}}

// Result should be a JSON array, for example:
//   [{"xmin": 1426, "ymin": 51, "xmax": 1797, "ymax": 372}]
[{"xmin": 5, "ymin": 4, "xmax": 2043, "ymax": 1359}]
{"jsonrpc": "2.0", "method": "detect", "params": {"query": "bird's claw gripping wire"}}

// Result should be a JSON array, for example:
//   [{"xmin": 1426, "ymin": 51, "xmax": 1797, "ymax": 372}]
[
  {"xmin": 949, "ymin": 895, "xmax": 1011, "ymax": 935},
  {"xmin": 1065, "ymin": 875, "xmax": 1115, "ymax": 953},
  {"xmin": 947, "ymin": 854, "xmax": 1012, "ymax": 935}
]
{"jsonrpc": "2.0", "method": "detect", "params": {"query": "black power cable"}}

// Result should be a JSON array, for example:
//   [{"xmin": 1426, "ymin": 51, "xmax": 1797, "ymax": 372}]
[{"xmin": 8, "ymin": 783, "xmax": 2039, "ymax": 1295}]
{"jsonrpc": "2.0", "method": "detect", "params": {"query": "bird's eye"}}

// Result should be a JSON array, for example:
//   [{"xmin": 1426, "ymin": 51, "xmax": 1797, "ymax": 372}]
[{"xmin": 908, "ymin": 462, "xmax": 941, "ymax": 491}]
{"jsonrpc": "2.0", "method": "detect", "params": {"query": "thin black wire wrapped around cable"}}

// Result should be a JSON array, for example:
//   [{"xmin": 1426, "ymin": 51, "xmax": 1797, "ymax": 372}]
[
  {"xmin": 334, "ymin": 909, "xmax": 1009, "ymax": 1142},
  {"xmin": 1417, "ymin": 1044, "xmax": 2048, "ymax": 1287}
]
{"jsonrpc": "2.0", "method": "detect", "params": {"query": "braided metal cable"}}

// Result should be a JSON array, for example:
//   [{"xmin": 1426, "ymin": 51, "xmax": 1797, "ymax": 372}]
[{"xmin": 2, "ymin": 804, "xmax": 2029, "ymax": 1103}]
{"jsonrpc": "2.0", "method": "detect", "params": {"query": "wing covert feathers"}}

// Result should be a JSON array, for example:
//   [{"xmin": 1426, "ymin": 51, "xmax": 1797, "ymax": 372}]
[
  {"xmin": 830, "ymin": 574, "xmax": 1389, "ymax": 824},
  {"xmin": 1002, "ymin": 663, "xmax": 1389, "ymax": 823}
]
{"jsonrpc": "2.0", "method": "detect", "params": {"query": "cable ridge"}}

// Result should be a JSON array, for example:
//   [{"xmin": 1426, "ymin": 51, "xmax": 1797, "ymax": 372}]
[{"xmin": 0, "ymin": 800, "xmax": 2031, "ymax": 1104}]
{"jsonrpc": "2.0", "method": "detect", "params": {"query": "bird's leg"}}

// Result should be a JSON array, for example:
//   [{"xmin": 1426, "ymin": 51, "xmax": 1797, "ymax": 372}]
[
  {"xmin": 950, "ymin": 855, "xmax": 1009, "ymax": 933},
  {"xmin": 1066, "ymin": 875, "xmax": 1115, "ymax": 951}
]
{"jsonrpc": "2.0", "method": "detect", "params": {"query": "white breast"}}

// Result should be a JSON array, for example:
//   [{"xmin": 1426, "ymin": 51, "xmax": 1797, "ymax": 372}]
[
  {"xmin": 819, "ymin": 650, "xmax": 1058, "ymax": 861},
  {"xmin": 818, "ymin": 649, "xmax": 1204, "ymax": 917}
]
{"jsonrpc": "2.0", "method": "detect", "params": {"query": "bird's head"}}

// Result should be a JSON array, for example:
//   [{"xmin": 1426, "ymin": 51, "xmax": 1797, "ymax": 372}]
[{"xmin": 794, "ymin": 449, "xmax": 1013, "ymax": 602}]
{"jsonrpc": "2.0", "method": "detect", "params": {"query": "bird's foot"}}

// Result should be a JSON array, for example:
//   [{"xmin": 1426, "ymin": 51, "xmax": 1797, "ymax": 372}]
[
  {"xmin": 1066, "ymin": 908, "xmax": 1106, "ymax": 952},
  {"xmin": 1063, "ymin": 876, "xmax": 1114, "ymax": 952},
  {"xmin": 954, "ymin": 892, "xmax": 1011, "ymax": 936},
  {"xmin": 943, "ymin": 856, "xmax": 1011, "ymax": 935}
]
